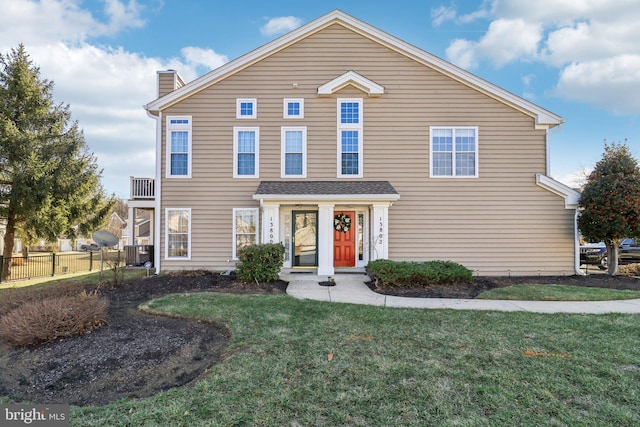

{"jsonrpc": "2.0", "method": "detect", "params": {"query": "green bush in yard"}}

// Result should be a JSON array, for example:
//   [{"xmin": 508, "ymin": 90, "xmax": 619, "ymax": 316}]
[
  {"xmin": 366, "ymin": 259, "xmax": 473, "ymax": 288},
  {"xmin": 236, "ymin": 243, "xmax": 285, "ymax": 283}
]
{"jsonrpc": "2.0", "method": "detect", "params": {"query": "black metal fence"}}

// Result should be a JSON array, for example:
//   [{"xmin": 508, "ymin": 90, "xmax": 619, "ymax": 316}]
[{"xmin": 0, "ymin": 251, "xmax": 124, "ymax": 283}]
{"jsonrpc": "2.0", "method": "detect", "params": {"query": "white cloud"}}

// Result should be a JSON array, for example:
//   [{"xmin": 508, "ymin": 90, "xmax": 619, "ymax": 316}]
[
  {"xmin": 260, "ymin": 16, "xmax": 302, "ymax": 37},
  {"xmin": 431, "ymin": 0, "xmax": 495, "ymax": 26},
  {"xmin": 457, "ymin": 0, "xmax": 495, "ymax": 23},
  {"xmin": 439, "ymin": 0, "xmax": 640, "ymax": 114},
  {"xmin": 0, "ymin": 1, "xmax": 228, "ymax": 196},
  {"xmin": 446, "ymin": 19, "xmax": 542, "ymax": 69},
  {"xmin": 180, "ymin": 46, "xmax": 228, "ymax": 76},
  {"xmin": 555, "ymin": 55, "xmax": 640, "ymax": 115},
  {"xmin": 102, "ymin": 0, "xmax": 146, "ymax": 34},
  {"xmin": 0, "ymin": 0, "xmax": 147, "ymax": 46},
  {"xmin": 430, "ymin": 5, "xmax": 457, "ymax": 27}
]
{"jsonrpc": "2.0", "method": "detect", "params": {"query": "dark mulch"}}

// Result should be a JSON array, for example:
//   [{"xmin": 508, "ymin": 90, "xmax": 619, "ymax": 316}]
[
  {"xmin": 0, "ymin": 271, "xmax": 286, "ymax": 407},
  {"xmin": 1, "ymin": 270, "xmax": 638, "ymax": 407},
  {"xmin": 367, "ymin": 274, "xmax": 640, "ymax": 298}
]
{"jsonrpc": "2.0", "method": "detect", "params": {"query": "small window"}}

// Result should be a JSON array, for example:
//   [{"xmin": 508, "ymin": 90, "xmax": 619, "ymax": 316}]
[
  {"xmin": 236, "ymin": 98, "xmax": 257, "ymax": 119},
  {"xmin": 166, "ymin": 116, "xmax": 191, "ymax": 178},
  {"xmin": 233, "ymin": 208, "xmax": 259, "ymax": 259},
  {"xmin": 233, "ymin": 127, "xmax": 259, "ymax": 178},
  {"xmin": 281, "ymin": 126, "xmax": 307, "ymax": 178},
  {"xmin": 337, "ymin": 98, "xmax": 363, "ymax": 178},
  {"xmin": 165, "ymin": 208, "xmax": 191, "ymax": 259},
  {"xmin": 430, "ymin": 126, "xmax": 478, "ymax": 178},
  {"xmin": 284, "ymin": 98, "xmax": 304, "ymax": 118}
]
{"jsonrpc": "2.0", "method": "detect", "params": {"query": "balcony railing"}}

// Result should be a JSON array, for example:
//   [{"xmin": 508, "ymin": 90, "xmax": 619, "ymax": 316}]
[{"xmin": 130, "ymin": 177, "xmax": 155, "ymax": 199}]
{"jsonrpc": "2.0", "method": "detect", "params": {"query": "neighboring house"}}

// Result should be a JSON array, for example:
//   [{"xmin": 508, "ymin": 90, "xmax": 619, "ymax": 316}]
[
  {"xmin": 137, "ymin": 10, "xmax": 580, "ymax": 276},
  {"xmin": 106, "ymin": 211, "xmax": 127, "ymax": 249}
]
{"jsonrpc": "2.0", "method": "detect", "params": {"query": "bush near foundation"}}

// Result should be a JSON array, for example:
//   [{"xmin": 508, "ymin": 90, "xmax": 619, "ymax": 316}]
[
  {"xmin": 236, "ymin": 243, "xmax": 285, "ymax": 283},
  {"xmin": 0, "ymin": 291, "xmax": 108, "ymax": 346},
  {"xmin": 366, "ymin": 259, "xmax": 473, "ymax": 288}
]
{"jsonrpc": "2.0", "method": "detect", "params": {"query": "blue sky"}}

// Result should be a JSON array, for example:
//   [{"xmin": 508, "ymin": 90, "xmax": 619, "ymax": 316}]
[{"xmin": 1, "ymin": 0, "xmax": 639, "ymax": 197}]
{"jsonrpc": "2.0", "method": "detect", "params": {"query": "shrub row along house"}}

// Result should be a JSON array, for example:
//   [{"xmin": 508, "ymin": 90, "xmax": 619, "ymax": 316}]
[{"xmin": 130, "ymin": 10, "xmax": 580, "ymax": 277}]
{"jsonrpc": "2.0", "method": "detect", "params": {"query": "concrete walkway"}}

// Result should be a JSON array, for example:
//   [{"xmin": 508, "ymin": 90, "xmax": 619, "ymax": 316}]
[{"xmin": 281, "ymin": 273, "xmax": 640, "ymax": 314}]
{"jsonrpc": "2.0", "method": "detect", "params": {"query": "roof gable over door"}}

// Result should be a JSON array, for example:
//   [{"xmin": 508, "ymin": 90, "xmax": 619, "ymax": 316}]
[{"xmin": 145, "ymin": 9, "xmax": 562, "ymax": 128}]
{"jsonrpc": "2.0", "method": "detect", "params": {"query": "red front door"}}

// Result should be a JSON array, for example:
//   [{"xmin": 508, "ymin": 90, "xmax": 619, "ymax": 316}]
[{"xmin": 333, "ymin": 211, "xmax": 355, "ymax": 267}]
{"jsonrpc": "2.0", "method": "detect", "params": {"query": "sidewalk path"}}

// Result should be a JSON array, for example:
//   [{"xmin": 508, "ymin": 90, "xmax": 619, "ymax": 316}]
[{"xmin": 281, "ymin": 273, "xmax": 640, "ymax": 314}]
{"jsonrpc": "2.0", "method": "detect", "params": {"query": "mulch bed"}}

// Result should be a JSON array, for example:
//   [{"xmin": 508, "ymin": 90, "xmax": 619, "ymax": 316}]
[
  {"xmin": 1, "ymin": 270, "xmax": 638, "ymax": 407},
  {"xmin": 0, "ymin": 271, "xmax": 286, "ymax": 406},
  {"xmin": 367, "ymin": 274, "xmax": 640, "ymax": 298}
]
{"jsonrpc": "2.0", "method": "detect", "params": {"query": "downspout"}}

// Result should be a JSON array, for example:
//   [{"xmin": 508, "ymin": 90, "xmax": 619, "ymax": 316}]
[
  {"xmin": 574, "ymin": 208, "xmax": 585, "ymax": 276},
  {"xmin": 146, "ymin": 109, "xmax": 162, "ymax": 275}
]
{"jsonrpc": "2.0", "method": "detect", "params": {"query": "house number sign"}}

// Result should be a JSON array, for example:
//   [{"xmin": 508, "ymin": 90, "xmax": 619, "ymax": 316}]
[
  {"xmin": 377, "ymin": 216, "xmax": 384, "ymax": 245},
  {"xmin": 268, "ymin": 217, "xmax": 274, "ymax": 243}
]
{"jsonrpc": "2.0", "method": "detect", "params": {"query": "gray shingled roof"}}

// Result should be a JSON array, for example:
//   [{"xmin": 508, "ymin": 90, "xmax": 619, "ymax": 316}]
[{"xmin": 255, "ymin": 181, "xmax": 398, "ymax": 196}]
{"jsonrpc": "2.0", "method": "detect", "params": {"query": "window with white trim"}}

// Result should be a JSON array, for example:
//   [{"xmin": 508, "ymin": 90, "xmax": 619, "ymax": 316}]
[
  {"xmin": 284, "ymin": 98, "xmax": 304, "ymax": 118},
  {"xmin": 430, "ymin": 126, "xmax": 478, "ymax": 177},
  {"xmin": 233, "ymin": 208, "xmax": 259, "ymax": 259},
  {"xmin": 236, "ymin": 98, "xmax": 257, "ymax": 119},
  {"xmin": 166, "ymin": 116, "xmax": 191, "ymax": 177},
  {"xmin": 281, "ymin": 126, "xmax": 307, "ymax": 178},
  {"xmin": 233, "ymin": 127, "xmax": 259, "ymax": 178},
  {"xmin": 165, "ymin": 208, "xmax": 191, "ymax": 259},
  {"xmin": 337, "ymin": 98, "xmax": 363, "ymax": 177}
]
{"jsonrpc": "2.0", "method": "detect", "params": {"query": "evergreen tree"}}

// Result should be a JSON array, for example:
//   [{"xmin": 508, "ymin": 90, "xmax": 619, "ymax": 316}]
[
  {"xmin": 578, "ymin": 141, "xmax": 640, "ymax": 275},
  {"xmin": 0, "ymin": 45, "xmax": 112, "ymax": 280}
]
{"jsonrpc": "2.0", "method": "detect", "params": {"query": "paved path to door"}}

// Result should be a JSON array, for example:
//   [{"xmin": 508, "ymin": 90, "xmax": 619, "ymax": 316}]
[{"xmin": 281, "ymin": 273, "xmax": 640, "ymax": 314}]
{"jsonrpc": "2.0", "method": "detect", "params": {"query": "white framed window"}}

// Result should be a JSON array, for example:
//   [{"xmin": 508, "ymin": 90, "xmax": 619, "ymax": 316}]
[
  {"xmin": 166, "ymin": 116, "xmax": 192, "ymax": 178},
  {"xmin": 337, "ymin": 98, "xmax": 363, "ymax": 178},
  {"xmin": 283, "ymin": 98, "xmax": 304, "ymax": 118},
  {"xmin": 165, "ymin": 208, "xmax": 191, "ymax": 259},
  {"xmin": 233, "ymin": 127, "xmax": 259, "ymax": 178},
  {"xmin": 430, "ymin": 126, "xmax": 478, "ymax": 178},
  {"xmin": 236, "ymin": 98, "xmax": 257, "ymax": 119},
  {"xmin": 281, "ymin": 126, "xmax": 307, "ymax": 178},
  {"xmin": 233, "ymin": 208, "xmax": 259, "ymax": 259}
]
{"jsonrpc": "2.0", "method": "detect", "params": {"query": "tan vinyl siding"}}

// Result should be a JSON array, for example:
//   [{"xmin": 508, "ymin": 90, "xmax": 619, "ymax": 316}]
[{"xmin": 157, "ymin": 23, "xmax": 574, "ymax": 275}]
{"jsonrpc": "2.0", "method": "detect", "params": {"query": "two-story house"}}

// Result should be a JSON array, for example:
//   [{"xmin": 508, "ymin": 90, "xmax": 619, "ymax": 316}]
[{"xmin": 138, "ymin": 9, "xmax": 580, "ymax": 276}]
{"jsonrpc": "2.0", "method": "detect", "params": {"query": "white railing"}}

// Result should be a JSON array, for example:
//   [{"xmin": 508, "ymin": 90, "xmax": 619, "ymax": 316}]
[{"xmin": 130, "ymin": 177, "xmax": 155, "ymax": 199}]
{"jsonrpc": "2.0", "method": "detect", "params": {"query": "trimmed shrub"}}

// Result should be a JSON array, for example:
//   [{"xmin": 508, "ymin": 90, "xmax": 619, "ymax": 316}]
[
  {"xmin": 366, "ymin": 259, "xmax": 473, "ymax": 288},
  {"xmin": 236, "ymin": 243, "xmax": 285, "ymax": 283},
  {"xmin": 0, "ymin": 291, "xmax": 108, "ymax": 346}
]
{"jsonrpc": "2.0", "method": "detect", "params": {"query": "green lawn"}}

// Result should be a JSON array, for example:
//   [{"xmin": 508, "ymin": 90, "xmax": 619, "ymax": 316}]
[
  {"xmin": 65, "ymin": 292, "xmax": 640, "ymax": 426},
  {"xmin": 478, "ymin": 284, "xmax": 640, "ymax": 301}
]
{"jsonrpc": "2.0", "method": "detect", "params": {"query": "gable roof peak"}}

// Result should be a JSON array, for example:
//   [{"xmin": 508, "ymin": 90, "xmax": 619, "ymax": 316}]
[{"xmin": 145, "ymin": 9, "xmax": 562, "ymax": 127}]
